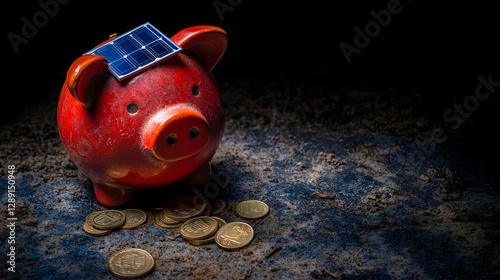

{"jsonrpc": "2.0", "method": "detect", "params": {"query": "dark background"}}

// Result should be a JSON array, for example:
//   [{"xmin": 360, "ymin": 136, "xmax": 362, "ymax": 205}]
[
  {"xmin": 2, "ymin": 2, "xmax": 499, "ymax": 278},
  {"xmin": 4, "ymin": 0, "xmax": 499, "ymax": 124}
]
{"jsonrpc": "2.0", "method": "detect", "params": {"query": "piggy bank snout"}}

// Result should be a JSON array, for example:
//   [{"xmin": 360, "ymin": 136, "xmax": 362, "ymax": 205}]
[{"xmin": 142, "ymin": 106, "xmax": 210, "ymax": 162}]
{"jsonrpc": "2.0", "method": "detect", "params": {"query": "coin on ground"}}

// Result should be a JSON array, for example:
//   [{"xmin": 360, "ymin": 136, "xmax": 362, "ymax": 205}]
[
  {"xmin": 210, "ymin": 198, "xmax": 227, "ymax": 215},
  {"xmin": 85, "ymin": 211, "xmax": 103, "ymax": 225},
  {"xmin": 92, "ymin": 210, "xmax": 126, "ymax": 230},
  {"xmin": 120, "ymin": 209, "xmax": 148, "ymax": 230},
  {"xmin": 107, "ymin": 248, "xmax": 154, "ymax": 279},
  {"xmin": 180, "ymin": 216, "xmax": 219, "ymax": 241},
  {"xmin": 162, "ymin": 195, "xmax": 207, "ymax": 221},
  {"xmin": 159, "ymin": 209, "xmax": 186, "ymax": 225},
  {"xmin": 203, "ymin": 202, "xmax": 212, "ymax": 216},
  {"xmin": 235, "ymin": 200, "xmax": 269, "ymax": 220},
  {"xmin": 154, "ymin": 213, "xmax": 183, "ymax": 229},
  {"xmin": 215, "ymin": 222, "xmax": 254, "ymax": 250},
  {"xmin": 82, "ymin": 221, "xmax": 112, "ymax": 237},
  {"xmin": 186, "ymin": 217, "xmax": 227, "ymax": 246},
  {"xmin": 212, "ymin": 217, "xmax": 227, "ymax": 228}
]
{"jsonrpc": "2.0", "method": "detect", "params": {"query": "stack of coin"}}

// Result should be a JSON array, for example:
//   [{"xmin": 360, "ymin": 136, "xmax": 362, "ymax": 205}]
[
  {"xmin": 153, "ymin": 211, "xmax": 184, "ymax": 229},
  {"xmin": 154, "ymin": 195, "xmax": 209, "ymax": 229},
  {"xmin": 83, "ymin": 211, "xmax": 112, "ymax": 237},
  {"xmin": 83, "ymin": 209, "xmax": 147, "ymax": 236},
  {"xmin": 153, "ymin": 198, "xmax": 267, "ymax": 250},
  {"xmin": 120, "ymin": 209, "xmax": 148, "ymax": 230},
  {"xmin": 180, "ymin": 216, "xmax": 227, "ymax": 246}
]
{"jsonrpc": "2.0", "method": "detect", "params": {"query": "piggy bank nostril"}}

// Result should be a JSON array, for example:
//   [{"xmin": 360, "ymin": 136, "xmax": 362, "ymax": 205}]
[
  {"xmin": 189, "ymin": 127, "xmax": 200, "ymax": 139},
  {"xmin": 166, "ymin": 134, "xmax": 177, "ymax": 146}
]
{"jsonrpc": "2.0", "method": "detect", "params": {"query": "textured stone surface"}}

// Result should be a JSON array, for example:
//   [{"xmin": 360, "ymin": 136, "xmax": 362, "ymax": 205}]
[{"xmin": 1, "ymin": 71, "xmax": 499, "ymax": 279}]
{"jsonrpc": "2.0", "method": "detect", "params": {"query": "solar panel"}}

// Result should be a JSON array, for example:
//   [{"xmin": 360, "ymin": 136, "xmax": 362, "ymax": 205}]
[{"xmin": 85, "ymin": 22, "xmax": 182, "ymax": 81}]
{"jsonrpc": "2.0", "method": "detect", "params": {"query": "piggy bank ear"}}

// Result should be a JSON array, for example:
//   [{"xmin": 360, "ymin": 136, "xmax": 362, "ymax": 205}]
[
  {"xmin": 171, "ymin": 26, "xmax": 227, "ymax": 72},
  {"xmin": 66, "ymin": 55, "xmax": 109, "ymax": 104}
]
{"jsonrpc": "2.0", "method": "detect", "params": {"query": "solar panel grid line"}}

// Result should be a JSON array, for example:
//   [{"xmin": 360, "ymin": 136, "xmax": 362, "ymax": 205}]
[{"xmin": 85, "ymin": 22, "xmax": 182, "ymax": 81}]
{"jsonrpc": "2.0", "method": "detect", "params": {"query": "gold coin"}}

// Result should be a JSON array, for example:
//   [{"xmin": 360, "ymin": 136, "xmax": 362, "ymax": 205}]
[
  {"xmin": 92, "ymin": 210, "xmax": 126, "ymax": 230},
  {"xmin": 120, "ymin": 209, "xmax": 148, "ymax": 230},
  {"xmin": 212, "ymin": 216, "xmax": 227, "ymax": 228},
  {"xmin": 154, "ymin": 213, "xmax": 182, "ymax": 229},
  {"xmin": 158, "ymin": 210, "xmax": 185, "ymax": 225},
  {"xmin": 210, "ymin": 198, "xmax": 227, "ymax": 215},
  {"xmin": 186, "ymin": 238, "xmax": 215, "ymax": 246},
  {"xmin": 85, "ymin": 211, "xmax": 103, "ymax": 225},
  {"xmin": 107, "ymin": 248, "xmax": 154, "ymax": 279},
  {"xmin": 186, "ymin": 217, "xmax": 227, "ymax": 245},
  {"xmin": 180, "ymin": 216, "xmax": 219, "ymax": 240},
  {"xmin": 235, "ymin": 200, "xmax": 269, "ymax": 220},
  {"xmin": 203, "ymin": 202, "xmax": 212, "ymax": 216},
  {"xmin": 215, "ymin": 222, "xmax": 254, "ymax": 250},
  {"xmin": 82, "ymin": 221, "xmax": 112, "ymax": 237},
  {"xmin": 162, "ymin": 195, "xmax": 207, "ymax": 221}
]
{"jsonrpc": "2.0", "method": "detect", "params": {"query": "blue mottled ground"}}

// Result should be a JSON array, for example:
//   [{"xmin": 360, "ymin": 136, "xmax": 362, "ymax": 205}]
[{"xmin": 1, "ymin": 72, "xmax": 499, "ymax": 279}]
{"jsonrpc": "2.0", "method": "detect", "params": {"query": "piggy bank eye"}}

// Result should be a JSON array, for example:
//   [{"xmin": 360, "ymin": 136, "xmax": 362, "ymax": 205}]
[
  {"xmin": 127, "ymin": 103, "xmax": 138, "ymax": 114},
  {"xmin": 192, "ymin": 85, "xmax": 200, "ymax": 96}
]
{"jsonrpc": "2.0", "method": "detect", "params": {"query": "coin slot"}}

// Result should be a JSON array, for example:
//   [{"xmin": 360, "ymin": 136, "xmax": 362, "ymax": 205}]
[
  {"xmin": 189, "ymin": 127, "xmax": 200, "ymax": 139},
  {"xmin": 166, "ymin": 133, "xmax": 177, "ymax": 146}
]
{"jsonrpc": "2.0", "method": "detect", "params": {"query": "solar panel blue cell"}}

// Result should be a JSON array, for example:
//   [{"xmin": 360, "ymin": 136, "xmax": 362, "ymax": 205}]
[
  {"xmin": 94, "ymin": 45, "xmax": 123, "ymax": 63},
  {"xmin": 85, "ymin": 22, "xmax": 182, "ymax": 81},
  {"xmin": 110, "ymin": 59, "xmax": 136, "ymax": 77},
  {"xmin": 115, "ymin": 37, "xmax": 141, "ymax": 53},
  {"xmin": 129, "ymin": 49, "xmax": 154, "ymax": 66},
  {"xmin": 163, "ymin": 38, "xmax": 179, "ymax": 50},
  {"xmin": 148, "ymin": 41, "xmax": 171, "ymax": 57},
  {"xmin": 135, "ymin": 28, "xmax": 156, "ymax": 44}
]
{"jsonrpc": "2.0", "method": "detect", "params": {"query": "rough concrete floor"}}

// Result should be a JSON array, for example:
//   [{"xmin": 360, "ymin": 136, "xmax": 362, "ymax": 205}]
[{"xmin": 1, "ymin": 71, "xmax": 499, "ymax": 279}]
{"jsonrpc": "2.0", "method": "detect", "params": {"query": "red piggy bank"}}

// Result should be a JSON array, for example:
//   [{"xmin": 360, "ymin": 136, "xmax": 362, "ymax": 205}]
[{"xmin": 57, "ymin": 25, "xmax": 227, "ymax": 206}]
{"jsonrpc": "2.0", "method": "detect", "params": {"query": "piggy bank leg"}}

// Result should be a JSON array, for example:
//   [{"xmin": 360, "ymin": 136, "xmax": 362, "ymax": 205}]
[
  {"xmin": 184, "ymin": 163, "xmax": 212, "ymax": 187},
  {"xmin": 93, "ymin": 183, "xmax": 135, "ymax": 207}
]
